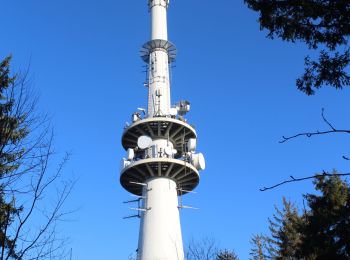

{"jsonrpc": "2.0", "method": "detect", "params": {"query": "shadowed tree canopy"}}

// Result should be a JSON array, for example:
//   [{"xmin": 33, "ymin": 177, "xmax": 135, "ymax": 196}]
[
  {"xmin": 0, "ymin": 57, "xmax": 28, "ymax": 178},
  {"xmin": 216, "ymin": 249, "xmax": 239, "ymax": 260},
  {"xmin": 244, "ymin": 0, "xmax": 350, "ymax": 95},
  {"xmin": 0, "ymin": 56, "xmax": 25, "ymax": 259},
  {"xmin": 299, "ymin": 175, "xmax": 350, "ymax": 258},
  {"xmin": 251, "ymin": 174, "xmax": 350, "ymax": 259}
]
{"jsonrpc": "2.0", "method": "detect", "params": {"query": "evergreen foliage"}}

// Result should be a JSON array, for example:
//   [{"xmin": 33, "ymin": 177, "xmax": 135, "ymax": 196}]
[
  {"xmin": 297, "ymin": 175, "xmax": 350, "ymax": 258},
  {"xmin": 244, "ymin": 0, "xmax": 350, "ymax": 95},
  {"xmin": 267, "ymin": 198, "xmax": 302, "ymax": 258},
  {"xmin": 252, "ymin": 174, "xmax": 350, "ymax": 259},
  {"xmin": 250, "ymin": 234, "xmax": 268, "ymax": 260},
  {"xmin": 0, "ymin": 56, "xmax": 72, "ymax": 259},
  {"xmin": 0, "ymin": 56, "xmax": 28, "ymax": 178},
  {"xmin": 0, "ymin": 56, "xmax": 24, "ymax": 259}
]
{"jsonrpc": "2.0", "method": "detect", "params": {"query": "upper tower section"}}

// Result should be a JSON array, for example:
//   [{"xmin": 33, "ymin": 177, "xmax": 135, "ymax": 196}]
[
  {"xmin": 149, "ymin": 0, "xmax": 169, "ymax": 40},
  {"xmin": 120, "ymin": 0, "xmax": 205, "ymax": 196},
  {"xmin": 140, "ymin": 0, "xmax": 176, "ymax": 117}
]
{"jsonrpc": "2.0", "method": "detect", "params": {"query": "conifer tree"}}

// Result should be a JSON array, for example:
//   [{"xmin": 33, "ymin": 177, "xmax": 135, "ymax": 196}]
[
  {"xmin": 0, "ymin": 56, "xmax": 25, "ymax": 259},
  {"xmin": 254, "ymin": 174, "xmax": 350, "ymax": 259},
  {"xmin": 0, "ymin": 56, "xmax": 72, "ymax": 259},
  {"xmin": 297, "ymin": 175, "xmax": 350, "ymax": 258},
  {"xmin": 0, "ymin": 56, "xmax": 28, "ymax": 177},
  {"xmin": 267, "ymin": 198, "xmax": 302, "ymax": 259},
  {"xmin": 249, "ymin": 234, "xmax": 268, "ymax": 260}
]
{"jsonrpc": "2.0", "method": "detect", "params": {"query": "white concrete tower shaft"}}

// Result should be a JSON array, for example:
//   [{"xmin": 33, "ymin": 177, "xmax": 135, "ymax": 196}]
[
  {"xmin": 138, "ymin": 1, "xmax": 184, "ymax": 259},
  {"xmin": 120, "ymin": 1, "xmax": 204, "ymax": 260},
  {"xmin": 138, "ymin": 178, "xmax": 184, "ymax": 260},
  {"xmin": 150, "ymin": 0, "xmax": 168, "ymax": 40},
  {"xmin": 147, "ymin": 0, "xmax": 171, "ymax": 117}
]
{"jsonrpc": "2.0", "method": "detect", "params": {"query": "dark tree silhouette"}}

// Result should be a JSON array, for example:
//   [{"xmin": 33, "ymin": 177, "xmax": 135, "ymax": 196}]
[
  {"xmin": 0, "ymin": 56, "xmax": 73, "ymax": 259},
  {"xmin": 245, "ymin": 0, "xmax": 350, "ymax": 95},
  {"xmin": 254, "ymin": 174, "xmax": 350, "ymax": 259},
  {"xmin": 216, "ymin": 249, "xmax": 239, "ymax": 260}
]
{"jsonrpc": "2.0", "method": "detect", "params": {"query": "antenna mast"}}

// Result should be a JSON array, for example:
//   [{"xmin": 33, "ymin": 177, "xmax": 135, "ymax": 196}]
[{"xmin": 120, "ymin": 1, "xmax": 205, "ymax": 259}]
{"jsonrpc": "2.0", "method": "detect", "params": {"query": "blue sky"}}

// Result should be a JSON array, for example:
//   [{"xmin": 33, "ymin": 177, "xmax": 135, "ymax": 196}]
[{"xmin": 2, "ymin": 0, "xmax": 350, "ymax": 259}]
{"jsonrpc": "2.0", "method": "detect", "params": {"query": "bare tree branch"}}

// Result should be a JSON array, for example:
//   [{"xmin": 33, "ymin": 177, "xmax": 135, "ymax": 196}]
[
  {"xmin": 280, "ymin": 108, "xmax": 350, "ymax": 143},
  {"xmin": 260, "ymin": 171, "xmax": 350, "ymax": 191},
  {"xmin": 186, "ymin": 237, "xmax": 219, "ymax": 260},
  {"xmin": 0, "ymin": 57, "xmax": 74, "ymax": 260},
  {"xmin": 266, "ymin": 108, "xmax": 350, "ymax": 191}
]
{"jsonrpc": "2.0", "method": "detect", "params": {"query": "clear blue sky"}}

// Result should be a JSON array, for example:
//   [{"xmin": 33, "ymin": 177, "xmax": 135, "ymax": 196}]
[{"xmin": 2, "ymin": 0, "xmax": 350, "ymax": 259}]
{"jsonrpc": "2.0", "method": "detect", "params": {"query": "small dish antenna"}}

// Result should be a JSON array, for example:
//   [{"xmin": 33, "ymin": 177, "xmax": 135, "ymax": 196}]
[
  {"xmin": 137, "ymin": 136, "xmax": 152, "ymax": 150},
  {"xmin": 164, "ymin": 146, "xmax": 177, "ymax": 156},
  {"xmin": 191, "ymin": 153, "xmax": 206, "ymax": 170}
]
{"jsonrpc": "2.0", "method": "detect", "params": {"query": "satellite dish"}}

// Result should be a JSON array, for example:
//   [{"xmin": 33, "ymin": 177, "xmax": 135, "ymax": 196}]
[
  {"xmin": 137, "ymin": 136, "xmax": 152, "ymax": 150},
  {"xmin": 191, "ymin": 153, "xmax": 206, "ymax": 170},
  {"xmin": 187, "ymin": 138, "xmax": 197, "ymax": 152},
  {"xmin": 127, "ymin": 148, "xmax": 135, "ymax": 161},
  {"xmin": 164, "ymin": 146, "xmax": 173, "ymax": 156}
]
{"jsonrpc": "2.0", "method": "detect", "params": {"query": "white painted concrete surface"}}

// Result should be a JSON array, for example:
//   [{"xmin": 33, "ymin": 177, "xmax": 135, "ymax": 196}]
[{"xmin": 137, "ymin": 177, "xmax": 184, "ymax": 260}]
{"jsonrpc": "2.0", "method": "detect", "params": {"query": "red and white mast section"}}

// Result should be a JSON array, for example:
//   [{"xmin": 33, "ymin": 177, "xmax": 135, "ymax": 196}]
[{"xmin": 120, "ymin": 1, "xmax": 205, "ymax": 259}]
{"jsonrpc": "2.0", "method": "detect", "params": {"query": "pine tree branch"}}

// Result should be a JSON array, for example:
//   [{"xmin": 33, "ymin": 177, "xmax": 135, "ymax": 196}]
[{"xmin": 260, "ymin": 171, "xmax": 350, "ymax": 191}]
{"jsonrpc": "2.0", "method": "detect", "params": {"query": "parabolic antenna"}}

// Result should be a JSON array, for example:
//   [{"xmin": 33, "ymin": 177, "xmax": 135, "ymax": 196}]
[
  {"xmin": 164, "ymin": 146, "xmax": 173, "ymax": 156},
  {"xmin": 137, "ymin": 136, "xmax": 153, "ymax": 150},
  {"xmin": 191, "ymin": 153, "xmax": 206, "ymax": 170}
]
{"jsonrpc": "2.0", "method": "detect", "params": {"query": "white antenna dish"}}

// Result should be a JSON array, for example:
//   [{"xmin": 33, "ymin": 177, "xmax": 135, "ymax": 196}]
[
  {"xmin": 187, "ymin": 138, "xmax": 197, "ymax": 152},
  {"xmin": 164, "ymin": 146, "xmax": 173, "ymax": 156},
  {"xmin": 137, "ymin": 136, "xmax": 152, "ymax": 150},
  {"xmin": 191, "ymin": 153, "xmax": 206, "ymax": 170}
]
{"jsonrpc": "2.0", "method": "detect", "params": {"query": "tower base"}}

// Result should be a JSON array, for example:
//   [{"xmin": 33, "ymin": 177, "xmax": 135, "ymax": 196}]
[{"xmin": 138, "ymin": 177, "xmax": 184, "ymax": 260}]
